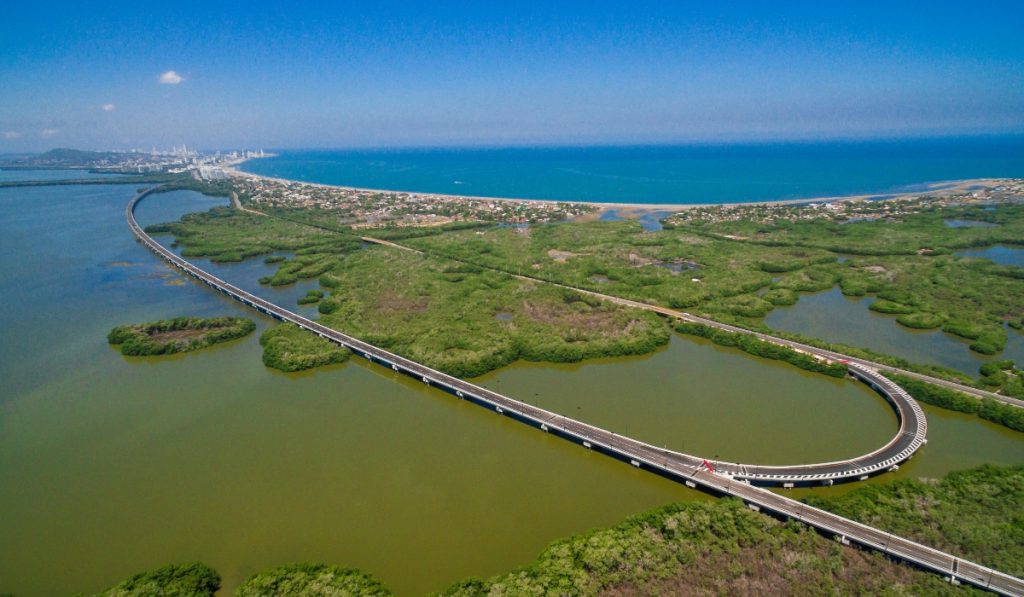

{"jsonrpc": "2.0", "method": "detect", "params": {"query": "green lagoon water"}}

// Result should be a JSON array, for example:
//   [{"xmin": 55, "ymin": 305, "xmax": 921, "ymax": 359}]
[
  {"xmin": 765, "ymin": 286, "xmax": 1024, "ymax": 377},
  {"xmin": 1, "ymin": 183, "xmax": 1022, "ymax": 596}
]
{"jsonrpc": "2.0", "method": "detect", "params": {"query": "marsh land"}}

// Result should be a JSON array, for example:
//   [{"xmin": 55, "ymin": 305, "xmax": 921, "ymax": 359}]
[{"xmin": 2, "ymin": 173, "xmax": 1023, "ymax": 595}]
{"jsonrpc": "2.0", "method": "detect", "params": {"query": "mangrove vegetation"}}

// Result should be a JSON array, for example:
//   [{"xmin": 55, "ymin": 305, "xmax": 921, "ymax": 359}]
[
  {"xmin": 260, "ymin": 323, "xmax": 352, "ymax": 372},
  {"xmin": 674, "ymin": 321, "xmax": 848, "ymax": 378},
  {"xmin": 87, "ymin": 562, "xmax": 220, "ymax": 597},
  {"xmin": 151, "ymin": 189, "xmax": 1024, "ymax": 414},
  {"xmin": 311, "ymin": 246, "xmax": 670, "ymax": 378},
  {"xmin": 107, "ymin": 316, "xmax": 255, "ymax": 356},
  {"xmin": 235, "ymin": 563, "xmax": 392, "ymax": 596},
  {"xmin": 805, "ymin": 463, "xmax": 1024, "ymax": 577}
]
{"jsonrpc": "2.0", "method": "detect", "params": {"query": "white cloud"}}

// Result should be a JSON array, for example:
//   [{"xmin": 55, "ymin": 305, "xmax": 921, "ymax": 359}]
[
  {"xmin": 40, "ymin": 128, "xmax": 59, "ymax": 138},
  {"xmin": 2, "ymin": 131, "xmax": 21, "ymax": 139},
  {"xmin": 102, "ymin": 103, "xmax": 116, "ymax": 111},
  {"xmin": 159, "ymin": 70, "xmax": 184, "ymax": 84}
]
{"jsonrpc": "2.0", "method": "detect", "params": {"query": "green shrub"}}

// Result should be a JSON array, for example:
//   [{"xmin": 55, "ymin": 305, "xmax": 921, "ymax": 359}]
[
  {"xmin": 980, "ymin": 360, "xmax": 1015, "ymax": 377},
  {"xmin": 260, "ymin": 324, "xmax": 351, "ymax": 372},
  {"xmin": 235, "ymin": 563, "xmax": 391, "ymax": 597},
  {"xmin": 868, "ymin": 299, "xmax": 915, "ymax": 315},
  {"xmin": 442, "ymin": 493, "xmax": 971, "ymax": 596},
  {"xmin": 89, "ymin": 562, "xmax": 220, "ymax": 597},
  {"xmin": 297, "ymin": 289, "xmax": 325, "ymax": 305},
  {"xmin": 318, "ymin": 300, "xmax": 341, "ymax": 315},
  {"xmin": 320, "ymin": 273, "xmax": 342, "ymax": 288},
  {"xmin": 268, "ymin": 271, "xmax": 298, "ymax": 286},
  {"xmin": 978, "ymin": 398, "xmax": 1024, "ymax": 432},
  {"xmin": 804, "ymin": 464, "xmax": 1024, "ymax": 576},
  {"xmin": 108, "ymin": 317, "xmax": 255, "ymax": 356},
  {"xmin": 763, "ymin": 288, "xmax": 798, "ymax": 306},
  {"xmin": 969, "ymin": 328, "xmax": 1008, "ymax": 355},
  {"xmin": 895, "ymin": 311, "xmax": 944, "ymax": 329},
  {"xmin": 674, "ymin": 322, "xmax": 847, "ymax": 378},
  {"xmin": 887, "ymin": 374, "xmax": 979, "ymax": 414},
  {"xmin": 943, "ymin": 320, "xmax": 985, "ymax": 340}
]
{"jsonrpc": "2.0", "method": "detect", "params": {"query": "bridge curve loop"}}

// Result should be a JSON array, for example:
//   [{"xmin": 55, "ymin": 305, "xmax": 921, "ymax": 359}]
[{"xmin": 127, "ymin": 190, "xmax": 927, "ymax": 488}]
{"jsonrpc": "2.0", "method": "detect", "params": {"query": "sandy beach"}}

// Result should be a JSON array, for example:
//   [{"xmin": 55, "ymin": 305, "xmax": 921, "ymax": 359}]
[{"xmin": 224, "ymin": 158, "xmax": 1012, "ymax": 217}]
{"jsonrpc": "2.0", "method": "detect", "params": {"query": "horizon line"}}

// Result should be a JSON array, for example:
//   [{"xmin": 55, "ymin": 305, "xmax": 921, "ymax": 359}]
[{"xmin": 13, "ymin": 130, "xmax": 1024, "ymax": 156}]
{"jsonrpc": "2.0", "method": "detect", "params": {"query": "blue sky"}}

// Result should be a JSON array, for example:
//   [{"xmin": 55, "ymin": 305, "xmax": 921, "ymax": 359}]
[{"xmin": 2, "ymin": 1, "xmax": 1023, "ymax": 151}]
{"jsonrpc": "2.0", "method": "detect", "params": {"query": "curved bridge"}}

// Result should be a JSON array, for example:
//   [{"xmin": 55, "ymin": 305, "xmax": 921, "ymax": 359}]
[
  {"xmin": 126, "ymin": 190, "xmax": 1023, "ymax": 595},
  {"xmin": 127, "ymin": 190, "xmax": 925, "ymax": 488}
]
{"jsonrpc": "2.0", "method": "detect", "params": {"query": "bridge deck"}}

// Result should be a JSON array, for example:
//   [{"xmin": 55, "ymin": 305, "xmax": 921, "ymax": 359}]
[{"xmin": 127, "ymin": 190, "xmax": 1022, "ymax": 595}]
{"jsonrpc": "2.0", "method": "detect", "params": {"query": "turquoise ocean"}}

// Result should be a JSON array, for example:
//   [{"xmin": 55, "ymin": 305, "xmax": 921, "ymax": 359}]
[{"xmin": 240, "ymin": 136, "xmax": 1024, "ymax": 205}]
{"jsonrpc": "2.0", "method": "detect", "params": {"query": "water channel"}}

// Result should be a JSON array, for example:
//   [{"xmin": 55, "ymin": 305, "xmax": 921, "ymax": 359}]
[
  {"xmin": 1, "ymin": 183, "xmax": 1021, "ymax": 595},
  {"xmin": 766, "ymin": 287, "xmax": 1024, "ymax": 376}
]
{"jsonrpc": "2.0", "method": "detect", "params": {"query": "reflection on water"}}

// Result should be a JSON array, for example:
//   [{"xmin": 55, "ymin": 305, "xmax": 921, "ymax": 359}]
[
  {"xmin": 944, "ymin": 218, "xmax": 998, "ymax": 228},
  {"xmin": 956, "ymin": 244, "xmax": 1024, "ymax": 267},
  {"xmin": 765, "ymin": 287, "xmax": 1024, "ymax": 375},
  {"xmin": 599, "ymin": 208, "xmax": 671, "ymax": 231},
  {"xmin": 638, "ymin": 210, "xmax": 672, "ymax": 232},
  {"xmin": 479, "ymin": 335, "xmax": 896, "ymax": 465},
  {"xmin": 652, "ymin": 260, "xmax": 700, "ymax": 273}
]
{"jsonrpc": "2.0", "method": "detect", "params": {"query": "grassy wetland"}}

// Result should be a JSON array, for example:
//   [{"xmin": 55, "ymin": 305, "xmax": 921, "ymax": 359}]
[
  {"xmin": 404, "ymin": 205, "xmax": 1024, "ymax": 344},
  {"xmin": 397, "ymin": 202, "xmax": 1024, "ymax": 394},
  {"xmin": 314, "ymin": 248, "xmax": 669, "ymax": 378},
  {"xmin": 260, "ymin": 323, "xmax": 351, "ymax": 372},
  {"xmin": 2, "ymin": 181, "xmax": 1023, "ymax": 596},
  {"xmin": 154, "ymin": 207, "xmax": 671, "ymax": 378},
  {"xmin": 150, "ymin": 184, "xmax": 1024, "ymax": 422}
]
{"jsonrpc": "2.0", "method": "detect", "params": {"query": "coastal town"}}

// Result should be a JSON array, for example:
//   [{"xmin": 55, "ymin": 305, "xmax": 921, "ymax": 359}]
[
  {"xmin": 225, "ymin": 169, "xmax": 599, "ymax": 227},
  {"xmin": 223, "ymin": 162, "xmax": 1023, "ymax": 231},
  {"xmin": 0, "ymin": 145, "xmax": 261, "ymax": 175},
  {"xmin": 663, "ymin": 178, "xmax": 1024, "ymax": 227},
  {"xmin": 4, "ymin": 148, "xmax": 1022, "ymax": 231}
]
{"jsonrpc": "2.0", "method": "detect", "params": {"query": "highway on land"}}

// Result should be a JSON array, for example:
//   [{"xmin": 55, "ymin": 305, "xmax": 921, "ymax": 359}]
[{"xmin": 129, "ymin": 190, "xmax": 1024, "ymax": 595}]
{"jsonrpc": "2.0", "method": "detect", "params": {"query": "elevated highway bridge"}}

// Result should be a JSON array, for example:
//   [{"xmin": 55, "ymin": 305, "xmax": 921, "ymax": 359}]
[{"xmin": 127, "ymin": 189, "xmax": 1023, "ymax": 595}]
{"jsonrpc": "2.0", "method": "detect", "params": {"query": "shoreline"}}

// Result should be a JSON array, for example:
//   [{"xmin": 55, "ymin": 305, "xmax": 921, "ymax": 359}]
[{"xmin": 224, "ymin": 158, "xmax": 1013, "ymax": 215}]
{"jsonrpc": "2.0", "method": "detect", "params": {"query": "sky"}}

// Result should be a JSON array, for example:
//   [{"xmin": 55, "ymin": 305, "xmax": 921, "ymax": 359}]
[{"xmin": 2, "ymin": 1, "xmax": 1023, "ymax": 151}]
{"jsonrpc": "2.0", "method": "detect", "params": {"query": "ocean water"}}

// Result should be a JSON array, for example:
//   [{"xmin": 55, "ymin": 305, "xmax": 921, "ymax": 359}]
[{"xmin": 240, "ymin": 136, "xmax": 1024, "ymax": 204}]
